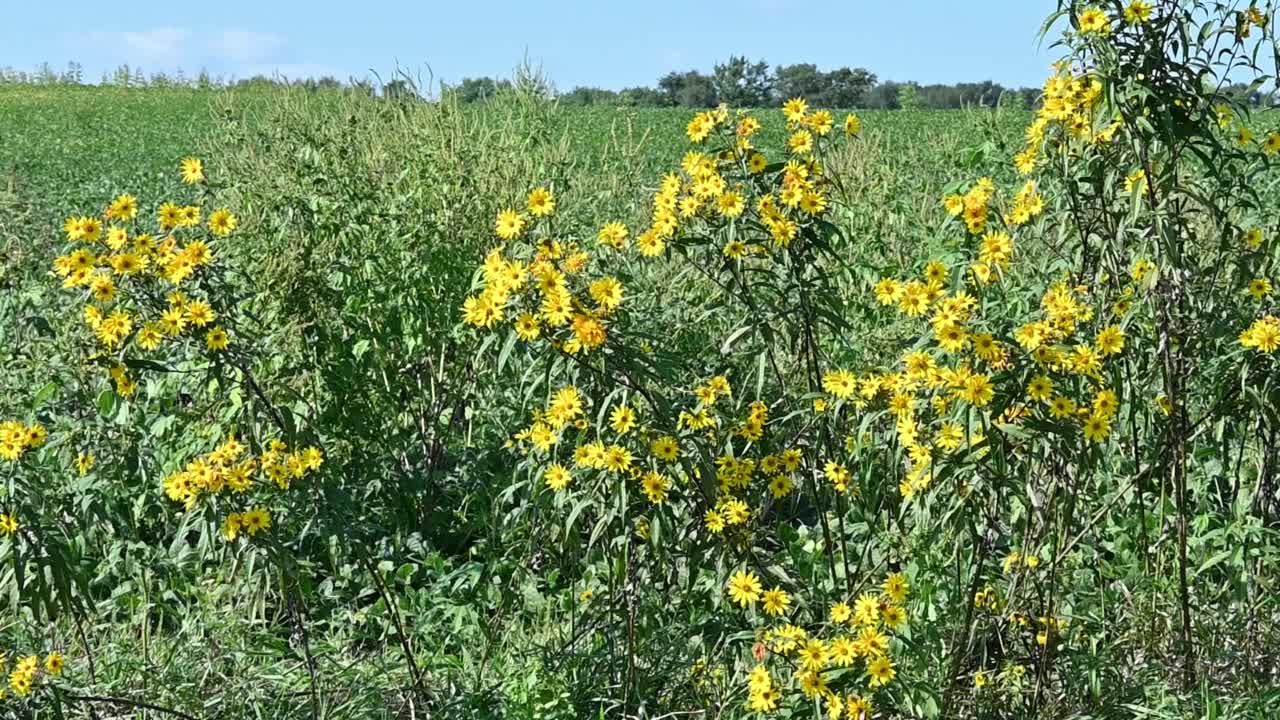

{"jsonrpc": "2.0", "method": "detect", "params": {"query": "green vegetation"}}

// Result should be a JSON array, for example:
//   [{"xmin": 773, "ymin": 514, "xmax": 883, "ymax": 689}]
[{"xmin": 3, "ymin": 4, "xmax": 1280, "ymax": 719}]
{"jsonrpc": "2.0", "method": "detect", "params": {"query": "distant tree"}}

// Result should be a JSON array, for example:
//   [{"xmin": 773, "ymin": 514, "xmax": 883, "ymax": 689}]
[
  {"xmin": 560, "ymin": 86, "xmax": 618, "ymax": 105},
  {"xmin": 383, "ymin": 79, "xmax": 416, "ymax": 100},
  {"xmin": 815, "ymin": 67, "xmax": 877, "ymax": 107},
  {"xmin": 618, "ymin": 86, "xmax": 666, "ymax": 107},
  {"xmin": 772, "ymin": 64, "xmax": 827, "ymax": 104},
  {"xmin": 865, "ymin": 81, "xmax": 902, "ymax": 109},
  {"xmin": 915, "ymin": 84, "xmax": 956, "ymax": 108},
  {"xmin": 109, "ymin": 64, "xmax": 129, "ymax": 86},
  {"xmin": 452, "ymin": 77, "xmax": 503, "ymax": 102},
  {"xmin": 713, "ymin": 55, "xmax": 772, "ymax": 107},
  {"xmin": 897, "ymin": 83, "xmax": 924, "ymax": 111},
  {"xmin": 61, "ymin": 62, "xmax": 83, "ymax": 85},
  {"xmin": 35, "ymin": 63, "xmax": 57, "ymax": 85},
  {"xmin": 235, "ymin": 75, "xmax": 282, "ymax": 90},
  {"xmin": 659, "ymin": 70, "xmax": 718, "ymax": 108},
  {"xmin": 954, "ymin": 81, "xmax": 1005, "ymax": 107},
  {"xmin": 1000, "ymin": 89, "xmax": 1028, "ymax": 111},
  {"xmin": 298, "ymin": 76, "xmax": 342, "ymax": 92}
]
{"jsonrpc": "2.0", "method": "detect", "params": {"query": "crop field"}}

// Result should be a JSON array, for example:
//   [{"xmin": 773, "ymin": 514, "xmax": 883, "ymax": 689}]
[{"xmin": 3, "ymin": 4, "xmax": 1280, "ymax": 720}]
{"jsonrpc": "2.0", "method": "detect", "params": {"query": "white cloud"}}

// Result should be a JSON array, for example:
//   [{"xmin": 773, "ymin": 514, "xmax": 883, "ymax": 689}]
[
  {"xmin": 98, "ymin": 27, "xmax": 193, "ymax": 65},
  {"xmin": 210, "ymin": 30, "xmax": 287, "ymax": 64},
  {"xmin": 62, "ymin": 27, "xmax": 291, "ymax": 72}
]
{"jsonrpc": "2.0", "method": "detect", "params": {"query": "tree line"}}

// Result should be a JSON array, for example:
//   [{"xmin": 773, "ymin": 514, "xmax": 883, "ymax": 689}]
[
  {"xmin": 0, "ymin": 59, "xmax": 1034, "ymax": 109},
  {"xmin": 449, "ymin": 56, "xmax": 1042, "ymax": 110},
  {"xmin": 5, "ymin": 59, "xmax": 1271, "ymax": 109}
]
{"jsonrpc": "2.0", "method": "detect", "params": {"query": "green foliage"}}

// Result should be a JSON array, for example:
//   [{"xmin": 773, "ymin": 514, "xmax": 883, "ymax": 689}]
[{"xmin": 3, "ymin": 4, "xmax": 1280, "ymax": 715}]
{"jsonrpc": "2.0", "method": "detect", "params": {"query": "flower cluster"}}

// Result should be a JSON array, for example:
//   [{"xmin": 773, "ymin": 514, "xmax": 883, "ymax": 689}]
[
  {"xmin": 51, "ymin": 160, "xmax": 237, "ymax": 395},
  {"xmin": 464, "ymin": 101, "xmax": 859, "ymax": 359},
  {"xmin": 162, "ymin": 434, "xmax": 322, "ymax": 540},
  {"xmin": 0, "ymin": 420, "xmax": 45, "ymax": 463},
  {"xmin": 0, "ymin": 652, "xmax": 63, "ymax": 700},
  {"xmin": 732, "ymin": 571, "xmax": 909, "ymax": 715},
  {"xmin": 463, "ymin": 190, "xmax": 623, "ymax": 355},
  {"xmin": 1240, "ymin": 316, "xmax": 1280, "ymax": 353},
  {"xmin": 0, "ymin": 420, "xmax": 47, "ymax": 537}
]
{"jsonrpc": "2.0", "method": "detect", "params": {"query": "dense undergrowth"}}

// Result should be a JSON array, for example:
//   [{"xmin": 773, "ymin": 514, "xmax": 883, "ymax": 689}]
[{"xmin": 3, "ymin": 2, "xmax": 1280, "ymax": 718}]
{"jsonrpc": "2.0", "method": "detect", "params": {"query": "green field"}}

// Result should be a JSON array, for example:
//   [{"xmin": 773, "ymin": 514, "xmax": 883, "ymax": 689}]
[{"xmin": 3, "ymin": 28, "xmax": 1280, "ymax": 719}]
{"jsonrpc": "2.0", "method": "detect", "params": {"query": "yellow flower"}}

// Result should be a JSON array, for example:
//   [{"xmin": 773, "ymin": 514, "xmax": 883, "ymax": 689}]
[
  {"xmin": 882, "ymin": 604, "xmax": 908, "ymax": 629},
  {"xmin": 762, "ymin": 587, "xmax": 791, "ymax": 616},
  {"xmin": 596, "ymin": 221, "xmax": 628, "ymax": 249},
  {"xmin": 704, "ymin": 510, "xmax": 725, "ymax": 533},
  {"xmin": 640, "ymin": 471, "xmax": 669, "ymax": 504},
  {"xmin": 844, "ymin": 113, "xmax": 861, "ymax": 136},
  {"xmin": 830, "ymin": 601, "xmax": 852, "ymax": 624},
  {"xmin": 647, "ymin": 436, "xmax": 679, "ymax": 462},
  {"xmin": 514, "ymin": 312, "xmax": 540, "ymax": 341},
  {"xmin": 180, "ymin": 157, "xmax": 204, "ymax": 184},
  {"xmin": 1078, "ymin": 7, "xmax": 1111, "ymax": 35},
  {"xmin": 1027, "ymin": 375, "xmax": 1054, "ymax": 402},
  {"xmin": 853, "ymin": 593, "xmax": 880, "ymax": 626},
  {"xmin": 717, "ymin": 191, "xmax": 745, "ymax": 218},
  {"xmin": 588, "ymin": 277, "xmax": 624, "ymax": 313},
  {"xmin": 241, "ymin": 507, "xmax": 271, "ymax": 535},
  {"xmin": 883, "ymin": 572, "xmax": 909, "ymax": 603},
  {"xmin": 797, "ymin": 639, "xmax": 828, "ymax": 671},
  {"xmin": 1240, "ymin": 316, "xmax": 1280, "ymax": 352},
  {"xmin": 494, "ymin": 209, "xmax": 527, "ymax": 240},
  {"xmin": 526, "ymin": 187, "xmax": 556, "ymax": 217},
  {"xmin": 1082, "ymin": 413, "xmax": 1111, "ymax": 443},
  {"xmin": 1123, "ymin": 0, "xmax": 1151, "ymax": 24},
  {"xmin": 544, "ymin": 464, "xmax": 571, "ymax": 492},
  {"xmin": 958, "ymin": 374, "xmax": 995, "ymax": 407},
  {"xmin": 0, "ymin": 513, "xmax": 19, "ymax": 535},
  {"xmin": 602, "ymin": 445, "xmax": 632, "ymax": 473},
  {"xmin": 686, "ymin": 112, "xmax": 715, "ymax": 143},
  {"xmin": 824, "ymin": 461, "xmax": 851, "ymax": 492},
  {"xmin": 788, "ymin": 130, "xmax": 814, "ymax": 155},
  {"xmin": 727, "ymin": 570, "xmax": 763, "ymax": 607},
  {"xmin": 866, "ymin": 656, "xmax": 896, "ymax": 687},
  {"xmin": 1095, "ymin": 325, "xmax": 1125, "ymax": 355},
  {"xmin": 221, "ymin": 513, "xmax": 242, "ymax": 541},
  {"xmin": 185, "ymin": 300, "xmax": 216, "ymax": 327},
  {"xmin": 108, "ymin": 193, "xmax": 139, "ymax": 220},
  {"xmin": 461, "ymin": 294, "xmax": 502, "ymax": 329},
  {"xmin": 206, "ymin": 327, "xmax": 230, "ymax": 351},
  {"xmin": 782, "ymin": 97, "xmax": 808, "ymax": 122},
  {"xmin": 208, "ymin": 208, "xmax": 238, "ymax": 237},
  {"xmin": 822, "ymin": 369, "xmax": 858, "ymax": 399}
]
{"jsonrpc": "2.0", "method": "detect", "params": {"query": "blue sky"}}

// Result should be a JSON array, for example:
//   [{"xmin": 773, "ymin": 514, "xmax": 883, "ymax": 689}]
[{"xmin": 2, "ymin": 1, "xmax": 1062, "ymax": 90}]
